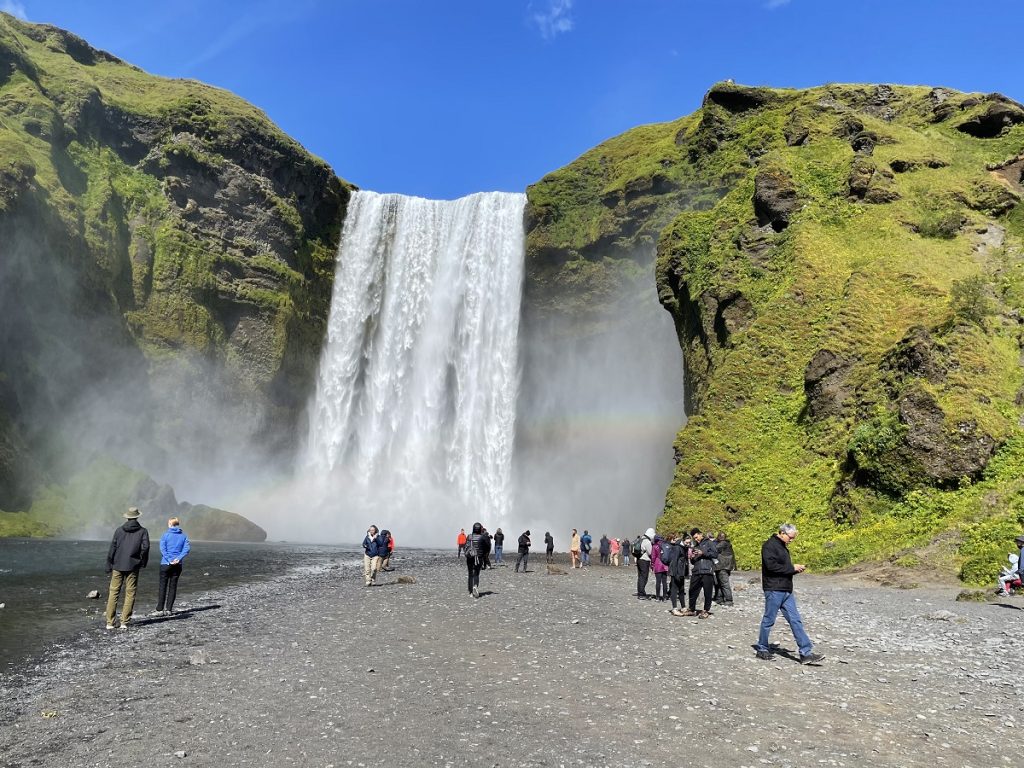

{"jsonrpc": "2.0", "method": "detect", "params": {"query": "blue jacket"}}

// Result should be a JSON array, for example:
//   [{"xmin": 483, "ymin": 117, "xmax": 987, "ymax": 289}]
[
  {"xmin": 363, "ymin": 534, "xmax": 383, "ymax": 558},
  {"xmin": 160, "ymin": 526, "xmax": 190, "ymax": 565},
  {"xmin": 581, "ymin": 534, "xmax": 592, "ymax": 552}
]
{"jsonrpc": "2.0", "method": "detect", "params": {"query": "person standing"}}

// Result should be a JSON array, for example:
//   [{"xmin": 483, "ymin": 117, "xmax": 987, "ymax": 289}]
[
  {"xmin": 104, "ymin": 507, "xmax": 150, "ymax": 630},
  {"xmin": 378, "ymin": 529, "xmax": 394, "ymax": 572},
  {"xmin": 621, "ymin": 536, "xmax": 631, "ymax": 567},
  {"xmin": 714, "ymin": 532, "xmax": 735, "ymax": 605},
  {"xmin": 570, "ymin": 529, "xmax": 581, "ymax": 569},
  {"xmin": 682, "ymin": 528, "xmax": 718, "ymax": 618},
  {"xmin": 666, "ymin": 534, "xmax": 690, "ymax": 616},
  {"xmin": 580, "ymin": 530, "xmax": 592, "ymax": 566},
  {"xmin": 545, "ymin": 531, "xmax": 554, "ymax": 563},
  {"xmin": 515, "ymin": 530, "xmax": 532, "ymax": 573},
  {"xmin": 493, "ymin": 528, "xmax": 505, "ymax": 565},
  {"xmin": 754, "ymin": 523, "xmax": 824, "ymax": 664},
  {"xmin": 153, "ymin": 517, "xmax": 189, "ymax": 616},
  {"xmin": 636, "ymin": 528, "xmax": 654, "ymax": 598},
  {"xmin": 610, "ymin": 536, "xmax": 620, "ymax": 567},
  {"xmin": 651, "ymin": 535, "xmax": 669, "ymax": 601},
  {"xmin": 481, "ymin": 528, "xmax": 493, "ymax": 570},
  {"xmin": 465, "ymin": 522, "xmax": 490, "ymax": 598},
  {"xmin": 457, "ymin": 528, "xmax": 467, "ymax": 558},
  {"xmin": 599, "ymin": 534, "xmax": 610, "ymax": 565},
  {"xmin": 363, "ymin": 525, "xmax": 383, "ymax": 587}
]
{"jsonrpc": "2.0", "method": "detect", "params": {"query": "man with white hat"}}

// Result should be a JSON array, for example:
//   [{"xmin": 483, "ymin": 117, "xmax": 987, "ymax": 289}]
[
  {"xmin": 104, "ymin": 506, "xmax": 150, "ymax": 630},
  {"xmin": 636, "ymin": 528, "xmax": 655, "ymax": 599}
]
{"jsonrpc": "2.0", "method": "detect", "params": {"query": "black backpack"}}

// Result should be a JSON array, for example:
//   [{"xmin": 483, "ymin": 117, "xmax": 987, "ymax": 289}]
[
  {"xmin": 659, "ymin": 541, "xmax": 673, "ymax": 566},
  {"xmin": 631, "ymin": 536, "xmax": 644, "ymax": 560}
]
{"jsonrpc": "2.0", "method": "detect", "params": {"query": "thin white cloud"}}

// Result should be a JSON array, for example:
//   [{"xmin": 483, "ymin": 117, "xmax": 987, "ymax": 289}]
[
  {"xmin": 1, "ymin": 1, "xmax": 28, "ymax": 20},
  {"xmin": 764, "ymin": 0, "xmax": 791, "ymax": 8},
  {"xmin": 530, "ymin": 0, "xmax": 574, "ymax": 41}
]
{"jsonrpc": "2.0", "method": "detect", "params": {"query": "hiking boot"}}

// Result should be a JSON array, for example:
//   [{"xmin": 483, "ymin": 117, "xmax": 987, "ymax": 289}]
[
  {"xmin": 698, "ymin": 611, "xmax": 710, "ymax": 619},
  {"xmin": 800, "ymin": 652, "xmax": 825, "ymax": 665},
  {"xmin": 755, "ymin": 650, "xmax": 773, "ymax": 660},
  {"xmin": 680, "ymin": 609, "xmax": 697, "ymax": 617}
]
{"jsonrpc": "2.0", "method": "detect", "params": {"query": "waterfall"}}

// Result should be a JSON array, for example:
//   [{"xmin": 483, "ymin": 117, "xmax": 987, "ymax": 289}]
[{"xmin": 306, "ymin": 190, "xmax": 526, "ymax": 530}]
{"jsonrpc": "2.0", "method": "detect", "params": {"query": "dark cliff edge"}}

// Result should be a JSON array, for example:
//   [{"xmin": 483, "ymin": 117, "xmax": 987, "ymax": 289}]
[{"xmin": 0, "ymin": 14, "xmax": 352, "ymax": 539}]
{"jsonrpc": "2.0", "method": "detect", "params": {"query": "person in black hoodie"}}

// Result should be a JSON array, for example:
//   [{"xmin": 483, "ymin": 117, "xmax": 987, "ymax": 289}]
[
  {"xmin": 754, "ymin": 523, "xmax": 824, "ymax": 665},
  {"xmin": 714, "ymin": 532, "xmax": 736, "ymax": 605},
  {"xmin": 681, "ymin": 528, "xmax": 718, "ymax": 618},
  {"xmin": 515, "ymin": 530, "xmax": 531, "ymax": 573},
  {"xmin": 544, "ymin": 532, "xmax": 554, "ymax": 563},
  {"xmin": 465, "ymin": 522, "xmax": 490, "ymax": 598},
  {"xmin": 493, "ymin": 528, "xmax": 505, "ymax": 565},
  {"xmin": 104, "ymin": 507, "xmax": 150, "ymax": 630},
  {"xmin": 665, "ymin": 534, "xmax": 690, "ymax": 616}
]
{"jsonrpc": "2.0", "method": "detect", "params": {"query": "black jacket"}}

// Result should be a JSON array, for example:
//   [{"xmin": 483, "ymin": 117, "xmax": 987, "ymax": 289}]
[
  {"xmin": 544, "ymin": 533, "xmax": 554, "ymax": 550},
  {"xmin": 107, "ymin": 520, "xmax": 150, "ymax": 573},
  {"xmin": 761, "ymin": 535, "xmax": 797, "ymax": 592},
  {"xmin": 715, "ymin": 540, "xmax": 736, "ymax": 571},
  {"xmin": 518, "ymin": 533, "xmax": 531, "ymax": 553},
  {"xmin": 466, "ymin": 532, "xmax": 491, "ymax": 559},
  {"xmin": 665, "ymin": 541, "xmax": 690, "ymax": 580},
  {"xmin": 494, "ymin": 531, "xmax": 504, "ymax": 546},
  {"xmin": 689, "ymin": 538, "xmax": 719, "ymax": 576}
]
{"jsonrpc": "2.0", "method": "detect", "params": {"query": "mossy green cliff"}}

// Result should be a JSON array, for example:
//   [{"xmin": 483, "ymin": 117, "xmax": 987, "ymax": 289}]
[
  {"xmin": 526, "ymin": 82, "xmax": 1024, "ymax": 584},
  {"xmin": 0, "ymin": 14, "xmax": 350, "ymax": 537}
]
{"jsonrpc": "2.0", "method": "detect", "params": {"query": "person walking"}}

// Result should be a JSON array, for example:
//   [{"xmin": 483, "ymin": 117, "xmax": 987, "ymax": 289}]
[
  {"xmin": 493, "ymin": 528, "xmax": 505, "ymax": 565},
  {"xmin": 515, "ymin": 530, "xmax": 532, "ymax": 573},
  {"xmin": 363, "ymin": 525, "xmax": 384, "ymax": 586},
  {"xmin": 580, "ymin": 530, "xmax": 593, "ymax": 566},
  {"xmin": 104, "ymin": 507, "xmax": 150, "ymax": 630},
  {"xmin": 621, "ymin": 536, "xmax": 631, "ymax": 567},
  {"xmin": 465, "ymin": 522, "xmax": 490, "ymax": 598},
  {"xmin": 610, "ymin": 536, "xmax": 620, "ymax": 567},
  {"xmin": 570, "ymin": 529, "xmax": 581, "ymax": 569},
  {"xmin": 714, "ymin": 532, "xmax": 735, "ymax": 605},
  {"xmin": 152, "ymin": 516, "xmax": 189, "ymax": 616},
  {"xmin": 545, "ymin": 531, "xmax": 554, "ymax": 563},
  {"xmin": 651, "ymin": 535, "xmax": 669, "ymax": 601},
  {"xmin": 379, "ymin": 529, "xmax": 394, "ymax": 572},
  {"xmin": 754, "ymin": 523, "xmax": 824, "ymax": 664},
  {"xmin": 457, "ymin": 528, "xmax": 467, "ymax": 557},
  {"xmin": 682, "ymin": 528, "xmax": 718, "ymax": 618},
  {"xmin": 599, "ymin": 534, "xmax": 610, "ymax": 565},
  {"xmin": 636, "ymin": 528, "xmax": 654, "ymax": 598},
  {"xmin": 666, "ymin": 533, "xmax": 691, "ymax": 616}
]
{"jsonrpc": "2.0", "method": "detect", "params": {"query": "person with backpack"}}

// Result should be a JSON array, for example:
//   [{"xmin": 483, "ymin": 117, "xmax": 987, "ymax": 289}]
[
  {"xmin": 651, "ymin": 534, "xmax": 669, "ymax": 601},
  {"xmin": 545, "ymin": 531, "xmax": 554, "ymax": 563},
  {"xmin": 609, "ymin": 536, "xmax": 620, "ymax": 567},
  {"xmin": 481, "ymin": 528, "xmax": 493, "ymax": 570},
  {"xmin": 681, "ymin": 528, "xmax": 718, "ymax": 617},
  {"xmin": 570, "ymin": 529, "xmax": 581, "ymax": 569},
  {"xmin": 635, "ymin": 528, "xmax": 653, "ymax": 599},
  {"xmin": 580, "ymin": 530, "xmax": 592, "ymax": 566},
  {"xmin": 379, "ymin": 529, "xmax": 394, "ymax": 572},
  {"xmin": 515, "ymin": 530, "xmax": 532, "ymax": 573},
  {"xmin": 465, "ymin": 522, "xmax": 490, "ymax": 598},
  {"xmin": 754, "ymin": 523, "xmax": 824, "ymax": 664},
  {"xmin": 714, "ymin": 532, "xmax": 735, "ymax": 605},
  {"xmin": 621, "ymin": 536, "xmax": 631, "ymax": 567},
  {"xmin": 665, "ymin": 533, "xmax": 691, "ymax": 616},
  {"xmin": 599, "ymin": 534, "xmax": 610, "ymax": 565},
  {"xmin": 493, "ymin": 528, "xmax": 505, "ymax": 565}
]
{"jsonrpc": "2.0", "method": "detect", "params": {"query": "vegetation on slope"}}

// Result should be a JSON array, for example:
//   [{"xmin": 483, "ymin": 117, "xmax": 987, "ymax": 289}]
[{"xmin": 527, "ymin": 82, "xmax": 1024, "ymax": 584}]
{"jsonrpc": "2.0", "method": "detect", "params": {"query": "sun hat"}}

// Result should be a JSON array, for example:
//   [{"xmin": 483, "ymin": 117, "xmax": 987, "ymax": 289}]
[{"xmin": 124, "ymin": 507, "xmax": 140, "ymax": 519}]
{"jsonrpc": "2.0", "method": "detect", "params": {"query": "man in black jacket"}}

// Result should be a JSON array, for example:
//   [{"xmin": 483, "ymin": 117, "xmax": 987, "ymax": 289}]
[
  {"xmin": 714, "ymin": 532, "xmax": 736, "ymax": 605},
  {"xmin": 515, "ymin": 530, "xmax": 531, "ymax": 573},
  {"xmin": 681, "ymin": 528, "xmax": 718, "ymax": 617},
  {"xmin": 104, "ymin": 507, "xmax": 150, "ymax": 630},
  {"xmin": 754, "ymin": 523, "xmax": 824, "ymax": 664}
]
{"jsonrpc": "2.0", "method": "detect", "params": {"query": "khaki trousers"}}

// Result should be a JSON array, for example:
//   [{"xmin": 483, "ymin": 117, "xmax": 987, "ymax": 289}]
[
  {"xmin": 363, "ymin": 554, "xmax": 381, "ymax": 585},
  {"xmin": 105, "ymin": 569, "xmax": 138, "ymax": 625}
]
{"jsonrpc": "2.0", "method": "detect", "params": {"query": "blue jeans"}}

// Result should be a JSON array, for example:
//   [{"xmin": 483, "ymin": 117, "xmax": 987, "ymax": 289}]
[
  {"xmin": 494, "ymin": 546, "xmax": 503, "ymax": 564},
  {"xmin": 756, "ymin": 590, "xmax": 813, "ymax": 657}
]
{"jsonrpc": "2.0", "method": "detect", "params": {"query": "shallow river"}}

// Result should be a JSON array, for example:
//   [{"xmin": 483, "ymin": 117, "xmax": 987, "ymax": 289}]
[{"xmin": 0, "ymin": 538, "xmax": 361, "ymax": 669}]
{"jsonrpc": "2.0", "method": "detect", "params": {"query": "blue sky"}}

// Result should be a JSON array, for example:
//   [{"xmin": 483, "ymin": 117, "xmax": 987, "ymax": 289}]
[{"xmin": 4, "ymin": 1, "xmax": 1024, "ymax": 199}]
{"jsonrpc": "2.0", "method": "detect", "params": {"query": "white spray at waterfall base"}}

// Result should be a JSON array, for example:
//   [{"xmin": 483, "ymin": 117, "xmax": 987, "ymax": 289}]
[{"xmin": 296, "ymin": 191, "xmax": 526, "ymax": 544}]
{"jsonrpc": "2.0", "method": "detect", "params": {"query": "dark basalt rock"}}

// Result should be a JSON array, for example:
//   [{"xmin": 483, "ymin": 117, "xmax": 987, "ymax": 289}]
[
  {"xmin": 804, "ymin": 349, "xmax": 855, "ymax": 420},
  {"xmin": 957, "ymin": 96, "xmax": 1024, "ymax": 138},
  {"xmin": 753, "ymin": 167, "xmax": 798, "ymax": 231},
  {"xmin": 848, "ymin": 157, "xmax": 900, "ymax": 203},
  {"xmin": 880, "ymin": 326, "xmax": 948, "ymax": 384},
  {"xmin": 703, "ymin": 82, "xmax": 775, "ymax": 113}
]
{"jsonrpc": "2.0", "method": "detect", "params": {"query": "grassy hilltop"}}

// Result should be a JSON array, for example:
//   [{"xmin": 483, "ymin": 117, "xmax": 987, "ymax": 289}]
[
  {"xmin": 0, "ymin": 14, "xmax": 349, "ymax": 536},
  {"xmin": 526, "ymin": 82, "xmax": 1024, "ymax": 584}
]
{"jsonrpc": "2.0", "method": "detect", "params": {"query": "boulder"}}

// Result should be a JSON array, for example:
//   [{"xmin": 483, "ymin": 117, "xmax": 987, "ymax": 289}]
[
  {"xmin": 753, "ymin": 167, "xmax": 799, "ymax": 231},
  {"xmin": 957, "ymin": 96, "xmax": 1024, "ymax": 138},
  {"xmin": 804, "ymin": 350, "xmax": 854, "ymax": 420}
]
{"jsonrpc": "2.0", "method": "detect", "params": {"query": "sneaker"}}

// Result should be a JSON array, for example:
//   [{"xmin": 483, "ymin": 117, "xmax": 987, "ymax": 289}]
[
  {"xmin": 680, "ymin": 609, "xmax": 698, "ymax": 617},
  {"xmin": 472, "ymin": 585, "xmax": 479, "ymax": 599},
  {"xmin": 800, "ymin": 652, "xmax": 825, "ymax": 665},
  {"xmin": 996, "ymin": 590, "xmax": 1010, "ymax": 597},
  {"xmin": 118, "ymin": 624, "xmax": 128, "ymax": 632},
  {"xmin": 148, "ymin": 610, "xmax": 163, "ymax": 617},
  {"xmin": 698, "ymin": 611, "xmax": 710, "ymax": 619},
  {"xmin": 755, "ymin": 650, "xmax": 773, "ymax": 660},
  {"xmin": 670, "ymin": 608, "xmax": 686, "ymax": 617},
  {"xmin": 105, "ymin": 623, "xmax": 115, "ymax": 631}
]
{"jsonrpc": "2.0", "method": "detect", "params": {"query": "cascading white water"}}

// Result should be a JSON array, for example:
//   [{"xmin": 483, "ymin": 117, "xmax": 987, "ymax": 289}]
[{"xmin": 306, "ymin": 190, "xmax": 526, "ymax": 531}]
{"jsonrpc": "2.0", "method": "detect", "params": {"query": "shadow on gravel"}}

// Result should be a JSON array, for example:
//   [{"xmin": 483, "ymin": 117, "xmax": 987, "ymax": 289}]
[
  {"xmin": 992, "ymin": 602, "xmax": 1024, "ymax": 611},
  {"xmin": 131, "ymin": 604, "xmax": 222, "ymax": 626}
]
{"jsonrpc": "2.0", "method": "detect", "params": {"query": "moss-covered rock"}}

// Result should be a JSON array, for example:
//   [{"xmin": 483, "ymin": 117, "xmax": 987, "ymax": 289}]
[
  {"xmin": 0, "ymin": 14, "xmax": 351, "ymax": 511},
  {"xmin": 526, "ymin": 81, "xmax": 1024, "ymax": 584}
]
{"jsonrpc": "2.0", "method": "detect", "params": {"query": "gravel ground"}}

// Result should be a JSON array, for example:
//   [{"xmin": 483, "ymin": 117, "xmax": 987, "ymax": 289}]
[{"xmin": 0, "ymin": 551, "xmax": 1020, "ymax": 768}]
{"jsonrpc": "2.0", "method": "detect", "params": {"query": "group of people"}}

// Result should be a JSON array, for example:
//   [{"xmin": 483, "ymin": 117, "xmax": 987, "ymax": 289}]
[
  {"xmin": 629, "ymin": 527, "xmax": 735, "ymax": 616},
  {"xmin": 103, "ymin": 507, "xmax": 191, "ymax": 630},
  {"xmin": 361, "ymin": 525, "xmax": 395, "ymax": 586},
  {"xmin": 457, "ymin": 527, "xmax": 554, "ymax": 570}
]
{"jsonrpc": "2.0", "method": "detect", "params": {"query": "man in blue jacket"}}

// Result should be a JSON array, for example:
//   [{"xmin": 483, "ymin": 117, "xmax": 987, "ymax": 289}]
[
  {"xmin": 105, "ymin": 507, "xmax": 150, "ymax": 630},
  {"xmin": 754, "ymin": 523, "xmax": 824, "ymax": 665},
  {"xmin": 363, "ymin": 525, "xmax": 383, "ymax": 587},
  {"xmin": 153, "ymin": 517, "xmax": 190, "ymax": 616}
]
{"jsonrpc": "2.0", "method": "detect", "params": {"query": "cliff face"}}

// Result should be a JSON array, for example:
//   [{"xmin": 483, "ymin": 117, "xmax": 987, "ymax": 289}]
[
  {"xmin": 526, "ymin": 82, "xmax": 1024, "ymax": 583},
  {"xmin": 0, "ymin": 14, "xmax": 349, "ymax": 532}
]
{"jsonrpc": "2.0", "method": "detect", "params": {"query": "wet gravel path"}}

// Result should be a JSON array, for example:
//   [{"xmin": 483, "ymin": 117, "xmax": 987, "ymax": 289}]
[{"xmin": 0, "ymin": 552, "xmax": 1020, "ymax": 767}]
